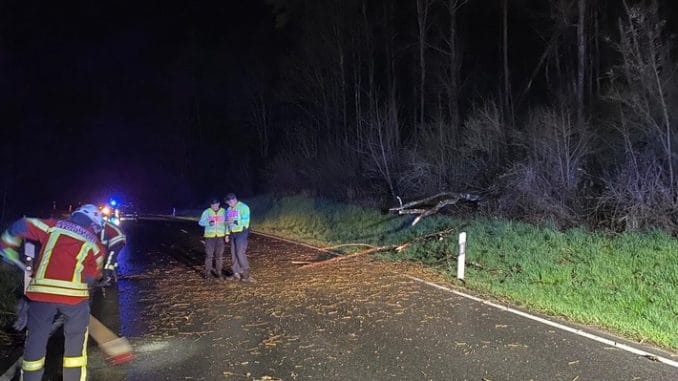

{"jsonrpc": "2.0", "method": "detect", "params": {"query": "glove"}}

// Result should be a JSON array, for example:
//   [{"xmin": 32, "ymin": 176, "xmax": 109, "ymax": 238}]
[
  {"xmin": 13, "ymin": 298, "xmax": 29, "ymax": 331},
  {"xmin": 0, "ymin": 247, "xmax": 23, "ymax": 268}
]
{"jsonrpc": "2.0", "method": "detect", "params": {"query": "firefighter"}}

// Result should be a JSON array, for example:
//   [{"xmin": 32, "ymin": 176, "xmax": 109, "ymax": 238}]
[
  {"xmin": 99, "ymin": 219, "xmax": 127, "ymax": 286},
  {"xmin": 0, "ymin": 204, "xmax": 106, "ymax": 381}
]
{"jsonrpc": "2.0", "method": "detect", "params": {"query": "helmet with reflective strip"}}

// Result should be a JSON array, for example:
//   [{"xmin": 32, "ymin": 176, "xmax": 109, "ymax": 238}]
[{"xmin": 72, "ymin": 204, "xmax": 104, "ymax": 228}]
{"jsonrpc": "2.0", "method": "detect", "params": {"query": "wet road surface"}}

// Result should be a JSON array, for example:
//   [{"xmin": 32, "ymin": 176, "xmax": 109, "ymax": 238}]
[{"xmin": 2, "ymin": 218, "xmax": 678, "ymax": 380}]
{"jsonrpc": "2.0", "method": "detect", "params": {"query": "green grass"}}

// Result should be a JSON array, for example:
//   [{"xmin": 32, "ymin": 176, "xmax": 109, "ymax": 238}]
[
  {"xmin": 249, "ymin": 195, "xmax": 678, "ymax": 350},
  {"xmin": 0, "ymin": 267, "xmax": 22, "ymax": 328}
]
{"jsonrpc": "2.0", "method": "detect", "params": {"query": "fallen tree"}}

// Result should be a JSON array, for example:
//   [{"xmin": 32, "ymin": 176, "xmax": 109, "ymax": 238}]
[
  {"xmin": 389, "ymin": 192, "xmax": 481, "ymax": 226},
  {"xmin": 298, "ymin": 224, "xmax": 468, "ymax": 269}
]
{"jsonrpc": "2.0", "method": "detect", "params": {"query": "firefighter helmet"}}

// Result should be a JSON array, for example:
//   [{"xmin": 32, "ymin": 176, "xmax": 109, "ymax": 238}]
[{"xmin": 72, "ymin": 204, "xmax": 104, "ymax": 228}]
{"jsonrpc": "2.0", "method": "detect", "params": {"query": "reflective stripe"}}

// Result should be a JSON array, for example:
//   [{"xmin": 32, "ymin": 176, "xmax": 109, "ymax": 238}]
[
  {"xmin": 22, "ymin": 357, "xmax": 45, "ymax": 371},
  {"xmin": 105, "ymin": 251, "xmax": 115, "ymax": 270},
  {"xmin": 109, "ymin": 235, "xmax": 125, "ymax": 246},
  {"xmin": 29, "ymin": 277, "xmax": 89, "ymax": 290},
  {"xmin": 27, "ymin": 284, "xmax": 89, "ymax": 297},
  {"xmin": 72, "ymin": 243, "xmax": 90, "ymax": 283},
  {"xmin": 27, "ymin": 218, "xmax": 50, "ymax": 232},
  {"xmin": 1, "ymin": 230, "xmax": 21, "ymax": 246},
  {"xmin": 34, "ymin": 231, "xmax": 58, "ymax": 279},
  {"xmin": 80, "ymin": 328, "xmax": 89, "ymax": 381},
  {"xmin": 63, "ymin": 356, "xmax": 87, "ymax": 368}
]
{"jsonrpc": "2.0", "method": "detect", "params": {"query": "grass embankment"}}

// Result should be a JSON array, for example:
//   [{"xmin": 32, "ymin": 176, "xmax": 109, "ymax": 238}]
[
  {"xmin": 249, "ymin": 195, "xmax": 678, "ymax": 351},
  {"xmin": 0, "ymin": 268, "xmax": 21, "ymax": 344}
]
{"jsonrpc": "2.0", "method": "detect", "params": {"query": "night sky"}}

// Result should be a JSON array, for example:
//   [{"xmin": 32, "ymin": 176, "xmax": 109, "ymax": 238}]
[
  {"xmin": 2, "ymin": 0, "xmax": 677, "ymax": 222},
  {"xmin": 1, "ymin": 0, "xmax": 278, "ymax": 215}
]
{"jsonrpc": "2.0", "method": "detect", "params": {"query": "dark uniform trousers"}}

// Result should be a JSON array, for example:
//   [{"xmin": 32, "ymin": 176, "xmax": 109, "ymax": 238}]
[
  {"xmin": 230, "ymin": 230, "xmax": 249, "ymax": 276},
  {"xmin": 21, "ymin": 300, "xmax": 90, "ymax": 381},
  {"xmin": 204, "ymin": 236, "xmax": 225, "ymax": 276}
]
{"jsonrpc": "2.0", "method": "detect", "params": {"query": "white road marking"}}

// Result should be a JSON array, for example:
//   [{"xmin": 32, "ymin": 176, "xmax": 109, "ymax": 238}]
[
  {"xmin": 256, "ymin": 229, "xmax": 678, "ymax": 369},
  {"xmin": 404, "ymin": 275, "xmax": 678, "ymax": 369}
]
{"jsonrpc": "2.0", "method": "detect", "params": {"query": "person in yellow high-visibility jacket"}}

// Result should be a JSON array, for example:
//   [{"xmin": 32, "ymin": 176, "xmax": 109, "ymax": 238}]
[
  {"xmin": 224, "ymin": 193, "xmax": 252, "ymax": 282},
  {"xmin": 198, "ymin": 197, "xmax": 226, "ymax": 280}
]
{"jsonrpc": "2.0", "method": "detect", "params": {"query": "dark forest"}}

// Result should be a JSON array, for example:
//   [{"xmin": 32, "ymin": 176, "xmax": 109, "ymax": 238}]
[{"xmin": 1, "ymin": 0, "xmax": 677, "ymax": 231}]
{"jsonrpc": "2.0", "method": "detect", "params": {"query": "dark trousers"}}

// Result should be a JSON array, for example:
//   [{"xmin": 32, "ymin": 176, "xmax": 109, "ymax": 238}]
[
  {"xmin": 230, "ymin": 230, "xmax": 249, "ymax": 276},
  {"xmin": 22, "ymin": 300, "xmax": 90, "ymax": 381},
  {"xmin": 204, "ymin": 236, "xmax": 225, "ymax": 276}
]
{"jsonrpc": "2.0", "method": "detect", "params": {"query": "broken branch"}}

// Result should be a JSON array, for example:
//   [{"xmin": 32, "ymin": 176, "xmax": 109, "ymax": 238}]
[
  {"xmin": 298, "ymin": 224, "xmax": 466, "ymax": 270},
  {"xmin": 389, "ymin": 192, "xmax": 480, "ymax": 226}
]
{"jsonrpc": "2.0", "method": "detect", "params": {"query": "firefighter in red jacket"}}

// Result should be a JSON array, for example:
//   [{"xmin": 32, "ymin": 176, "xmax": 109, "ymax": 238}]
[
  {"xmin": 100, "ymin": 220, "xmax": 127, "ymax": 286},
  {"xmin": 0, "ymin": 204, "xmax": 106, "ymax": 381}
]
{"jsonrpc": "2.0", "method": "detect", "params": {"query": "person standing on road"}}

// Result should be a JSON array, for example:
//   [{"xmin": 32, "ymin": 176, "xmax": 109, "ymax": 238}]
[
  {"xmin": 198, "ymin": 197, "xmax": 227, "ymax": 280},
  {"xmin": 99, "ymin": 219, "xmax": 127, "ymax": 286},
  {"xmin": 0, "ymin": 204, "xmax": 106, "ymax": 381},
  {"xmin": 224, "ymin": 193, "xmax": 252, "ymax": 282}
]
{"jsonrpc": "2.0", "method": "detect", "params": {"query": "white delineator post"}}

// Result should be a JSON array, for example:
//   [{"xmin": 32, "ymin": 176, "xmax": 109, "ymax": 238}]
[{"xmin": 457, "ymin": 232, "xmax": 466, "ymax": 280}]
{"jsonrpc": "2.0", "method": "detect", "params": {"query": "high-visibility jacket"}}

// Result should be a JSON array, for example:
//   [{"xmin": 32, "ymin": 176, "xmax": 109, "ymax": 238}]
[
  {"xmin": 101, "ymin": 221, "xmax": 126, "ymax": 251},
  {"xmin": 226, "ymin": 201, "xmax": 250, "ymax": 234},
  {"xmin": 0, "ymin": 218, "xmax": 105, "ymax": 304},
  {"xmin": 101, "ymin": 221, "xmax": 126, "ymax": 270},
  {"xmin": 198, "ymin": 207, "xmax": 226, "ymax": 237}
]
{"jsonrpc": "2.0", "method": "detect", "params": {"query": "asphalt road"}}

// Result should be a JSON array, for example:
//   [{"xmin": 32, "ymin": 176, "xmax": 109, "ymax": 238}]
[{"xmin": 2, "ymin": 218, "xmax": 677, "ymax": 380}]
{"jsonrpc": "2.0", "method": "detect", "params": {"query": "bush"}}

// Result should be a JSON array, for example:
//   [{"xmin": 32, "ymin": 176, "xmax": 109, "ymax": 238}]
[{"xmin": 598, "ymin": 152, "xmax": 677, "ymax": 231}]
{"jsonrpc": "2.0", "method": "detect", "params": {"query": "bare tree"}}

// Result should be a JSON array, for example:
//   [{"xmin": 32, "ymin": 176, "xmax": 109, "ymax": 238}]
[
  {"xmin": 360, "ymin": 103, "xmax": 401, "ymax": 197},
  {"xmin": 501, "ymin": 0, "xmax": 514, "ymax": 128},
  {"xmin": 460, "ymin": 99, "xmax": 507, "ymax": 178},
  {"xmin": 612, "ymin": 0, "xmax": 676, "ymax": 189},
  {"xmin": 576, "ymin": 0, "xmax": 587, "ymax": 129},
  {"xmin": 597, "ymin": 0, "xmax": 678, "ymax": 229},
  {"xmin": 250, "ymin": 92, "xmax": 270, "ymax": 158},
  {"xmin": 416, "ymin": 0, "xmax": 433, "ymax": 128},
  {"xmin": 429, "ymin": 0, "xmax": 467, "ymax": 139},
  {"xmin": 498, "ymin": 103, "xmax": 590, "ymax": 223}
]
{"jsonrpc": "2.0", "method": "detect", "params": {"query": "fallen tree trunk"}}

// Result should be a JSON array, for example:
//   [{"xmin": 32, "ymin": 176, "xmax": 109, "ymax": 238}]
[{"xmin": 390, "ymin": 192, "xmax": 480, "ymax": 226}]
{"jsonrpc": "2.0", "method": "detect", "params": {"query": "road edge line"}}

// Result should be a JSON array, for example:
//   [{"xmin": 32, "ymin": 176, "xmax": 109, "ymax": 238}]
[{"xmin": 404, "ymin": 275, "xmax": 678, "ymax": 369}]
